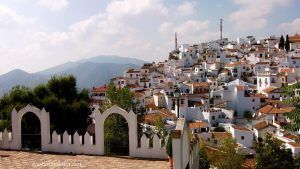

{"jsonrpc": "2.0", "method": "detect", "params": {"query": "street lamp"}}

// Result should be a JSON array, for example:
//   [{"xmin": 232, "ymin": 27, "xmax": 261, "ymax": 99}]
[{"xmin": 173, "ymin": 86, "xmax": 181, "ymax": 118}]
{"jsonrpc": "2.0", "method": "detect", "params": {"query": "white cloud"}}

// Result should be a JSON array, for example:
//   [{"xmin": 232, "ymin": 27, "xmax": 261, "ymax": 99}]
[
  {"xmin": 176, "ymin": 1, "xmax": 196, "ymax": 16},
  {"xmin": 106, "ymin": 0, "xmax": 168, "ymax": 20},
  {"xmin": 229, "ymin": 0, "xmax": 293, "ymax": 31},
  {"xmin": 278, "ymin": 18, "xmax": 300, "ymax": 34},
  {"xmin": 0, "ymin": 4, "xmax": 34, "ymax": 28},
  {"xmin": 6, "ymin": 0, "xmax": 170, "ymax": 72},
  {"xmin": 37, "ymin": 0, "xmax": 69, "ymax": 12},
  {"xmin": 0, "ymin": 0, "xmax": 219, "ymax": 74}
]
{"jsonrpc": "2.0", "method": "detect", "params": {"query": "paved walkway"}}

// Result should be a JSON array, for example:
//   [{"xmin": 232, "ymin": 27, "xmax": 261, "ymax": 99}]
[{"xmin": 0, "ymin": 150, "xmax": 169, "ymax": 169}]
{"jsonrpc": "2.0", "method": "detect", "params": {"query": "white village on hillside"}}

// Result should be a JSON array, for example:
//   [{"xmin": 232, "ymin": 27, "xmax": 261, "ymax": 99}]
[
  {"xmin": 2, "ymin": 27, "xmax": 300, "ymax": 168},
  {"xmin": 89, "ymin": 32, "xmax": 300, "ymax": 167}
]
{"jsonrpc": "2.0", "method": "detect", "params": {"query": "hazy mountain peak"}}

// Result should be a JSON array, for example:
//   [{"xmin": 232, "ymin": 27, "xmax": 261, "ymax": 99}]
[{"xmin": 0, "ymin": 55, "xmax": 143, "ymax": 96}]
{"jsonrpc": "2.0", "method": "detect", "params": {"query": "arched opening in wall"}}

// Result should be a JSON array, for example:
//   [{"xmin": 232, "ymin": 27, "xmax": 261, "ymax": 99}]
[
  {"xmin": 21, "ymin": 112, "xmax": 41, "ymax": 150},
  {"xmin": 104, "ymin": 113, "xmax": 129, "ymax": 156}
]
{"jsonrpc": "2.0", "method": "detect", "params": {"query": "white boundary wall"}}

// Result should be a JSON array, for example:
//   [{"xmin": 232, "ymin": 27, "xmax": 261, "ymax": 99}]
[{"xmin": 0, "ymin": 105, "xmax": 167, "ymax": 159}]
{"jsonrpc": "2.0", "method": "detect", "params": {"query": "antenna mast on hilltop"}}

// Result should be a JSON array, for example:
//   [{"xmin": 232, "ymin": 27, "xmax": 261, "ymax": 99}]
[
  {"xmin": 175, "ymin": 32, "xmax": 178, "ymax": 51},
  {"xmin": 220, "ymin": 18, "xmax": 223, "ymax": 40}
]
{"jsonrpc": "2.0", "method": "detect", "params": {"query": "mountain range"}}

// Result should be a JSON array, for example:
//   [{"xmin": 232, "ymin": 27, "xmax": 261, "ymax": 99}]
[{"xmin": 0, "ymin": 55, "xmax": 146, "ymax": 95}]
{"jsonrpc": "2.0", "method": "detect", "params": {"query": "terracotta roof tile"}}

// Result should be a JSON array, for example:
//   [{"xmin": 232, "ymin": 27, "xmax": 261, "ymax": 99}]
[
  {"xmin": 189, "ymin": 122, "xmax": 209, "ymax": 129},
  {"xmin": 262, "ymin": 86, "xmax": 278, "ymax": 93},
  {"xmin": 280, "ymin": 68, "xmax": 294, "ymax": 73},
  {"xmin": 284, "ymin": 134, "xmax": 300, "ymax": 141},
  {"xmin": 253, "ymin": 121, "xmax": 269, "ymax": 130},
  {"xmin": 288, "ymin": 142, "xmax": 300, "ymax": 147},
  {"xmin": 211, "ymin": 132, "xmax": 231, "ymax": 140},
  {"xmin": 187, "ymin": 82, "xmax": 210, "ymax": 87},
  {"xmin": 269, "ymin": 107, "xmax": 295, "ymax": 114},
  {"xmin": 132, "ymin": 92, "xmax": 144, "ymax": 98},
  {"xmin": 92, "ymin": 85, "xmax": 108, "ymax": 92},
  {"xmin": 289, "ymin": 34, "xmax": 300, "ymax": 43},
  {"xmin": 144, "ymin": 109, "xmax": 176, "ymax": 125},
  {"xmin": 225, "ymin": 62, "xmax": 241, "ymax": 67},
  {"xmin": 232, "ymin": 125, "xmax": 251, "ymax": 132},
  {"xmin": 257, "ymin": 105, "xmax": 274, "ymax": 114}
]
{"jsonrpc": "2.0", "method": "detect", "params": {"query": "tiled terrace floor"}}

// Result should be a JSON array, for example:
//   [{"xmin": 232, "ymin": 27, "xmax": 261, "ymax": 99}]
[{"xmin": 0, "ymin": 150, "xmax": 169, "ymax": 169}]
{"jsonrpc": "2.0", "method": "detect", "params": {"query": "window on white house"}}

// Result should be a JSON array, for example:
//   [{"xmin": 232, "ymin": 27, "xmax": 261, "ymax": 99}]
[{"xmin": 241, "ymin": 136, "xmax": 244, "ymax": 140}]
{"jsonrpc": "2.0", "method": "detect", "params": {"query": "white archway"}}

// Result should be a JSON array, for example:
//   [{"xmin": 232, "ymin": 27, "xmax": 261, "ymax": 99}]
[
  {"xmin": 10, "ymin": 105, "xmax": 50, "ymax": 151},
  {"xmin": 95, "ymin": 105, "xmax": 138, "ymax": 156}
]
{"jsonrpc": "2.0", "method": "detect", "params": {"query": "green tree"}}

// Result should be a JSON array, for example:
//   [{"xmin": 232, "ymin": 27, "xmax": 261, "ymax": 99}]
[
  {"xmin": 166, "ymin": 135, "xmax": 173, "ymax": 157},
  {"xmin": 279, "ymin": 35, "xmax": 285, "ymax": 49},
  {"xmin": 153, "ymin": 115, "xmax": 167, "ymax": 138},
  {"xmin": 255, "ymin": 133, "xmax": 294, "ymax": 169},
  {"xmin": 103, "ymin": 83, "xmax": 147, "ymax": 153},
  {"xmin": 47, "ymin": 75, "xmax": 77, "ymax": 102},
  {"xmin": 294, "ymin": 153, "xmax": 300, "ymax": 169},
  {"xmin": 168, "ymin": 53, "xmax": 179, "ymax": 60},
  {"xmin": 104, "ymin": 113, "xmax": 129, "ymax": 155},
  {"xmin": 0, "ymin": 75, "xmax": 92, "ymax": 134},
  {"xmin": 285, "ymin": 34, "xmax": 290, "ymax": 52},
  {"xmin": 213, "ymin": 126, "xmax": 225, "ymax": 132},
  {"xmin": 281, "ymin": 82, "xmax": 300, "ymax": 131},
  {"xmin": 199, "ymin": 142, "xmax": 210, "ymax": 169},
  {"xmin": 105, "ymin": 83, "xmax": 133, "ymax": 111},
  {"xmin": 211, "ymin": 137, "xmax": 244, "ymax": 169},
  {"xmin": 244, "ymin": 111, "xmax": 253, "ymax": 122}
]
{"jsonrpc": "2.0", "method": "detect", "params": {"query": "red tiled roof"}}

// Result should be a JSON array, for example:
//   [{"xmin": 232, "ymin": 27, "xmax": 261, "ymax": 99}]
[
  {"xmin": 253, "ymin": 121, "xmax": 269, "ymax": 130},
  {"xmin": 186, "ymin": 82, "xmax": 210, "ymax": 87},
  {"xmin": 288, "ymin": 142, "xmax": 300, "ymax": 147},
  {"xmin": 92, "ymin": 85, "xmax": 108, "ymax": 92},
  {"xmin": 280, "ymin": 68, "xmax": 294, "ymax": 73},
  {"xmin": 126, "ymin": 69, "xmax": 140, "ymax": 73},
  {"xmin": 255, "ymin": 62, "xmax": 270, "ymax": 65},
  {"xmin": 262, "ymin": 86, "xmax": 278, "ymax": 93},
  {"xmin": 126, "ymin": 84, "xmax": 141, "ymax": 88},
  {"xmin": 258, "ymin": 105, "xmax": 295, "ymax": 114},
  {"xmin": 189, "ymin": 122, "xmax": 209, "ymax": 129},
  {"xmin": 225, "ymin": 62, "xmax": 241, "ymax": 67},
  {"xmin": 232, "ymin": 125, "xmax": 251, "ymax": 132},
  {"xmin": 289, "ymin": 34, "xmax": 300, "ymax": 43},
  {"xmin": 144, "ymin": 109, "xmax": 176, "ymax": 125},
  {"xmin": 132, "ymin": 92, "xmax": 144, "ymax": 98},
  {"xmin": 284, "ymin": 134, "xmax": 300, "ymax": 141},
  {"xmin": 211, "ymin": 132, "xmax": 232, "ymax": 140}
]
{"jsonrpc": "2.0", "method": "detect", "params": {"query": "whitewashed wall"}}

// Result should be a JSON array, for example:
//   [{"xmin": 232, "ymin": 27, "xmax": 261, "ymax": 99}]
[
  {"xmin": 0, "ymin": 104, "xmax": 168, "ymax": 159},
  {"xmin": 172, "ymin": 118, "xmax": 199, "ymax": 169}
]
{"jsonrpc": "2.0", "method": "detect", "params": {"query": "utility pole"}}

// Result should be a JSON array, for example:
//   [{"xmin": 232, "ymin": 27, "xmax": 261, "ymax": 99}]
[
  {"xmin": 220, "ymin": 18, "xmax": 223, "ymax": 40},
  {"xmin": 175, "ymin": 32, "xmax": 178, "ymax": 51}
]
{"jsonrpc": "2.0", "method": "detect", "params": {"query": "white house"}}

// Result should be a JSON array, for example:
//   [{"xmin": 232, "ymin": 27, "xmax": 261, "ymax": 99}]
[
  {"xmin": 230, "ymin": 125, "xmax": 254, "ymax": 148},
  {"xmin": 285, "ymin": 142, "xmax": 300, "ymax": 156},
  {"xmin": 253, "ymin": 121, "xmax": 277, "ymax": 140},
  {"xmin": 289, "ymin": 34, "xmax": 300, "ymax": 51}
]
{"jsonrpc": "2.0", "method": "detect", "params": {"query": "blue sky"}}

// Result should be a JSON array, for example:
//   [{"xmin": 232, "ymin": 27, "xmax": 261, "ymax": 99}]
[{"xmin": 0, "ymin": 0, "xmax": 299, "ymax": 74}]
